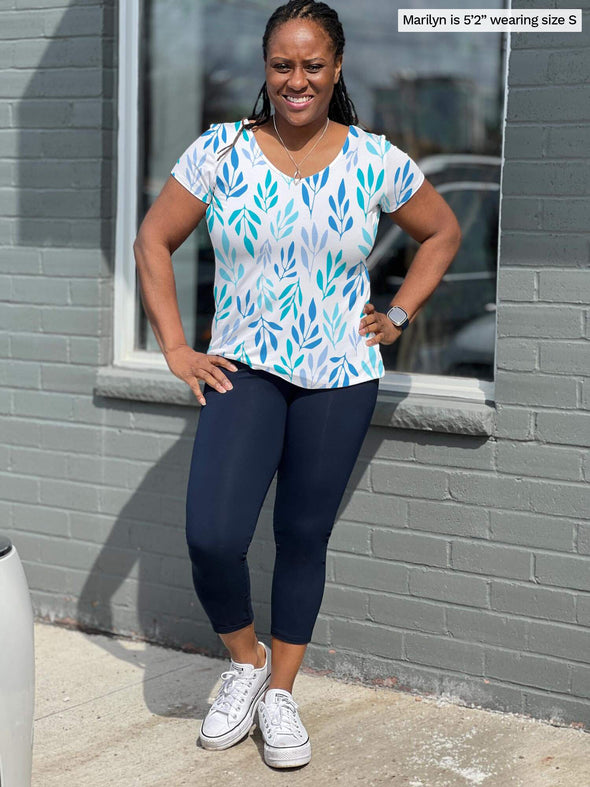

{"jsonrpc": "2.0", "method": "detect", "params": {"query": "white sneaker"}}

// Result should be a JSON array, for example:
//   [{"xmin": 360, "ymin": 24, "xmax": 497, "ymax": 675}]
[
  {"xmin": 257, "ymin": 688, "xmax": 312, "ymax": 768},
  {"xmin": 199, "ymin": 641, "xmax": 271, "ymax": 750}
]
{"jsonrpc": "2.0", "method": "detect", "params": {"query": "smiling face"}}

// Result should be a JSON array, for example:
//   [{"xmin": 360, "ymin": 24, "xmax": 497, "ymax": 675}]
[{"xmin": 264, "ymin": 18, "xmax": 342, "ymax": 130}]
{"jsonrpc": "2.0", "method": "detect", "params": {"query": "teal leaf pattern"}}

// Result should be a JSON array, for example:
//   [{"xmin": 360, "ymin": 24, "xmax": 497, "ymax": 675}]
[
  {"xmin": 316, "ymin": 250, "xmax": 345, "ymax": 301},
  {"xmin": 228, "ymin": 204, "xmax": 261, "ymax": 258},
  {"xmin": 213, "ymin": 282, "xmax": 232, "ymax": 326},
  {"xmin": 172, "ymin": 121, "xmax": 424, "ymax": 388},
  {"xmin": 356, "ymin": 163, "xmax": 385, "ymax": 217},
  {"xmin": 214, "ymin": 229, "xmax": 245, "ymax": 287},
  {"xmin": 254, "ymin": 170, "xmax": 279, "ymax": 212},
  {"xmin": 270, "ymin": 198, "xmax": 298, "ymax": 240},
  {"xmin": 279, "ymin": 276, "xmax": 303, "ymax": 321},
  {"xmin": 206, "ymin": 192, "xmax": 224, "ymax": 233},
  {"xmin": 357, "ymin": 226, "xmax": 377, "ymax": 258},
  {"xmin": 322, "ymin": 301, "xmax": 347, "ymax": 348},
  {"xmin": 255, "ymin": 267, "xmax": 277, "ymax": 313},
  {"xmin": 361, "ymin": 344, "xmax": 384, "ymax": 379},
  {"xmin": 273, "ymin": 336, "xmax": 305, "ymax": 381}
]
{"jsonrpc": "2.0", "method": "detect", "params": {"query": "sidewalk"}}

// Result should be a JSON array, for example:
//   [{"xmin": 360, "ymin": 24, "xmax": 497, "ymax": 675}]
[{"xmin": 32, "ymin": 621, "xmax": 590, "ymax": 786}]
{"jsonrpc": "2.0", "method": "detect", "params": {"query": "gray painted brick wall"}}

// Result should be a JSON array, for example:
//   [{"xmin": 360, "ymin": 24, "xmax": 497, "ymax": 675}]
[{"xmin": 1, "ymin": 0, "xmax": 589, "ymax": 730}]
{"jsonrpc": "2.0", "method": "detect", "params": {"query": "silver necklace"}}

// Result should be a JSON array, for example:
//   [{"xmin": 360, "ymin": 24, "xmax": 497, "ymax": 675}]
[{"xmin": 272, "ymin": 114, "xmax": 330, "ymax": 185}]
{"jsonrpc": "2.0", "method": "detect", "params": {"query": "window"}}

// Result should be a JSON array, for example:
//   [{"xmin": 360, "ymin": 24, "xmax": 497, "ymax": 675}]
[{"xmin": 115, "ymin": 0, "xmax": 507, "ymax": 403}]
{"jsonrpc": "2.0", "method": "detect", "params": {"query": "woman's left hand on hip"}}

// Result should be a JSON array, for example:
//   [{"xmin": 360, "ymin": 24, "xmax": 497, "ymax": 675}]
[{"xmin": 359, "ymin": 302, "xmax": 401, "ymax": 347}]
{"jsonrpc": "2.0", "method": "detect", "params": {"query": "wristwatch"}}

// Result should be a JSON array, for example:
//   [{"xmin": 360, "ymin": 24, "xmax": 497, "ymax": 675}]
[{"xmin": 386, "ymin": 305, "xmax": 410, "ymax": 332}]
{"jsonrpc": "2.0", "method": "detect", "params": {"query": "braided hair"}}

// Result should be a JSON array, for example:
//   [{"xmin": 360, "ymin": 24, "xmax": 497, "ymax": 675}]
[{"xmin": 217, "ymin": 0, "xmax": 360, "ymax": 160}]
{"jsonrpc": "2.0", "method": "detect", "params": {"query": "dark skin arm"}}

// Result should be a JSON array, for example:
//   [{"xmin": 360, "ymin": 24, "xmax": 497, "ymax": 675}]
[
  {"xmin": 359, "ymin": 178, "xmax": 462, "ymax": 346},
  {"xmin": 133, "ymin": 176, "xmax": 239, "ymax": 406}
]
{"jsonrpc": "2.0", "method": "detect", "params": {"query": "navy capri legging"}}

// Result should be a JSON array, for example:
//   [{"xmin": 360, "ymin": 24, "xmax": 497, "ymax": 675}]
[{"xmin": 185, "ymin": 359, "xmax": 379, "ymax": 645}]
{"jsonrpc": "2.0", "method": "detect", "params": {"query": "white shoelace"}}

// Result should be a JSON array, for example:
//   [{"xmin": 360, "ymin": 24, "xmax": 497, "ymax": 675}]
[
  {"xmin": 267, "ymin": 693, "xmax": 301, "ymax": 735},
  {"xmin": 210, "ymin": 668, "xmax": 254, "ymax": 717}
]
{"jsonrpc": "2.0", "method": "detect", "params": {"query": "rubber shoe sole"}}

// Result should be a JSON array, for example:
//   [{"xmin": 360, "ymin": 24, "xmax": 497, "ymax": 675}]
[
  {"xmin": 263, "ymin": 737, "xmax": 312, "ymax": 768},
  {"xmin": 199, "ymin": 674, "xmax": 270, "ymax": 751}
]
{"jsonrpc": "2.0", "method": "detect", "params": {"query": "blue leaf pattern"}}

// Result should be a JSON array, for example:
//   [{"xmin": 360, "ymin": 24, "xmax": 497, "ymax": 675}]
[
  {"xmin": 300, "ymin": 223, "xmax": 328, "ymax": 276},
  {"xmin": 380, "ymin": 140, "xmax": 419, "ymax": 212},
  {"xmin": 170, "ymin": 121, "xmax": 425, "ymax": 388},
  {"xmin": 342, "ymin": 260, "xmax": 367, "ymax": 311},
  {"xmin": 328, "ymin": 178, "xmax": 354, "ymax": 238},
  {"xmin": 301, "ymin": 168, "xmax": 330, "ymax": 216}
]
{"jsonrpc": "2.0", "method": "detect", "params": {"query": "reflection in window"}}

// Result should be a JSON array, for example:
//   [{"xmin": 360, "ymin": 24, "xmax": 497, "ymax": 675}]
[
  {"xmin": 137, "ymin": 0, "xmax": 506, "ymax": 382},
  {"xmin": 369, "ymin": 160, "xmax": 500, "ymax": 381}
]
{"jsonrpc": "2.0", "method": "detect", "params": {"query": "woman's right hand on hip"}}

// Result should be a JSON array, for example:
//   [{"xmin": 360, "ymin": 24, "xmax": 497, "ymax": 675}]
[{"xmin": 164, "ymin": 346, "xmax": 238, "ymax": 406}]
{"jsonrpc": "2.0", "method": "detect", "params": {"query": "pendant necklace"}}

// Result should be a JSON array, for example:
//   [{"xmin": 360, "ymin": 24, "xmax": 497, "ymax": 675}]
[{"xmin": 272, "ymin": 114, "xmax": 330, "ymax": 185}]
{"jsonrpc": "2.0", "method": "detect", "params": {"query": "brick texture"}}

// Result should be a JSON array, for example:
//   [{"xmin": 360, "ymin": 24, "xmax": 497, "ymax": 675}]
[{"xmin": 0, "ymin": 0, "xmax": 589, "ymax": 732}]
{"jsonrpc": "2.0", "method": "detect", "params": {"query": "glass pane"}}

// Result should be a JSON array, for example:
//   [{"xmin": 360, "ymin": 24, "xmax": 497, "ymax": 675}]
[
  {"xmin": 369, "ymin": 165, "xmax": 501, "ymax": 382},
  {"xmin": 137, "ymin": 0, "xmax": 506, "ymax": 381}
]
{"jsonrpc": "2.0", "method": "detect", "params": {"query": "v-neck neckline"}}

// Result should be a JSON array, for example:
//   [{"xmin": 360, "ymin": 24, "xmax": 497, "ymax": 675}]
[{"xmin": 244, "ymin": 118, "xmax": 351, "ymax": 184}]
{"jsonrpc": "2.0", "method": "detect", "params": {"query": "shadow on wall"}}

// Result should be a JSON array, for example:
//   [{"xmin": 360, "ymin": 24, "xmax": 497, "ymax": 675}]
[
  {"xmin": 71, "ymin": 387, "xmax": 381, "ymax": 716},
  {"xmin": 15, "ymin": 0, "xmax": 116, "ymax": 264}
]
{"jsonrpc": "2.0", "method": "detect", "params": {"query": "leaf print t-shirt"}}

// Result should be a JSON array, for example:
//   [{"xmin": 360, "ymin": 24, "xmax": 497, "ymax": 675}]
[{"xmin": 170, "ymin": 119, "xmax": 426, "ymax": 389}]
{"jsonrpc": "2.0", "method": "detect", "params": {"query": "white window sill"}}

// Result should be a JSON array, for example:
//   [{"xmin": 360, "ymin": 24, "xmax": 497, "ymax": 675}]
[{"xmin": 95, "ymin": 366, "xmax": 496, "ymax": 437}]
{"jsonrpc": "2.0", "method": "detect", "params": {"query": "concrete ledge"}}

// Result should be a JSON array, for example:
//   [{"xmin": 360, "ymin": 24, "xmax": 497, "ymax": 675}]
[
  {"xmin": 95, "ymin": 366, "xmax": 195, "ymax": 406},
  {"xmin": 373, "ymin": 391, "xmax": 496, "ymax": 436},
  {"xmin": 95, "ymin": 366, "xmax": 496, "ymax": 436}
]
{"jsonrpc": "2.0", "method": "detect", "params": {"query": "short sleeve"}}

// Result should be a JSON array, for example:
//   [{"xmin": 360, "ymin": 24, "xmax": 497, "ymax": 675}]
[
  {"xmin": 379, "ymin": 138, "xmax": 425, "ymax": 213},
  {"xmin": 170, "ymin": 125, "xmax": 219, "ymax": 205}
]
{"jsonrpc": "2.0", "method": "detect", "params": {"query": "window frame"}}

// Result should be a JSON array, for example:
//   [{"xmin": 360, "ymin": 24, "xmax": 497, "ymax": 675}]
[{"xmin": 113, "ymin": 0, "xmax": 502, "ymax": 405}]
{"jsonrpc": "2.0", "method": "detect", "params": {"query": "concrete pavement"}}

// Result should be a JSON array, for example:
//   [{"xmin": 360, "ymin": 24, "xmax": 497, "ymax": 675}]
[{"xmin": 31, "ymin": 621, "xmax": 590, "ymax": 786}]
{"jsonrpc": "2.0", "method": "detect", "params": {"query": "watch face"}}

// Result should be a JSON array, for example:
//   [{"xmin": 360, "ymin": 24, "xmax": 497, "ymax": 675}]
[{"xmin": 388, "ymin": 306, "xmax": 408, "ymax": 325}]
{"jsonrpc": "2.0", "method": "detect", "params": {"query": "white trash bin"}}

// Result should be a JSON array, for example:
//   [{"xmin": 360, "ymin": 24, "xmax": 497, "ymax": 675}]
[{"xmin": 0, "ymin": 536, "xmax": 35, "ymax": 787}]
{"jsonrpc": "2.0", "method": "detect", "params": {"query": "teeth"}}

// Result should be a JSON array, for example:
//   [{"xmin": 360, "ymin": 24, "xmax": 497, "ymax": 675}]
[{"xmin": 285, "ymin": 96, "xmax": 312, "ymax": 103}]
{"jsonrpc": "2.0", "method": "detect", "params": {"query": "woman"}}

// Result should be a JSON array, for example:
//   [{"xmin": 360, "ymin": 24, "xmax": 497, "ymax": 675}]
[{"xmin": 133, "ymin": 0, "xmax": 461, "ymax": 770}]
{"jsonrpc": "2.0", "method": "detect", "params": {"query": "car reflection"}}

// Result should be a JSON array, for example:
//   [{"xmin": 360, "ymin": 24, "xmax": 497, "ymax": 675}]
[{"xmin": 368, "ymin": 155, "xmax": 501, "ymax": 381}]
